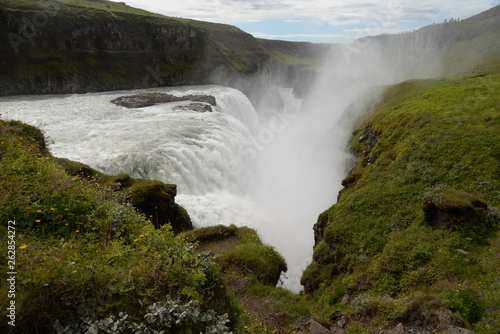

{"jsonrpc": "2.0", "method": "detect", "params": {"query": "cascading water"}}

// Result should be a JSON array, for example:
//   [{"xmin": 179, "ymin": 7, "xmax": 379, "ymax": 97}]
[
  {"xmin": 1, "ymin": 38, "xmax": 443, "ymax": 292},
  {"xmin": 2, "ymin": 83, "xmax": 338, "ymax": 291},
  {"xmin": 2, "ymin": 84, "xmax": 346, "ymax": 294}
]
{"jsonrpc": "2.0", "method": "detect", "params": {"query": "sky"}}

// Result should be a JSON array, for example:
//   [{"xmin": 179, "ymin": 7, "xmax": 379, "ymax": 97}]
[{"xmin": 109, "ymin": 0, "xmax": 499, "ymax": 43}]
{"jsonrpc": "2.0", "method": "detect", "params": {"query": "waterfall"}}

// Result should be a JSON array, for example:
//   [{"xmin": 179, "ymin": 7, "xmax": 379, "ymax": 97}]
[{"xmin": 0, "ymin": 83, "xmax": 355, "ymax": 293}]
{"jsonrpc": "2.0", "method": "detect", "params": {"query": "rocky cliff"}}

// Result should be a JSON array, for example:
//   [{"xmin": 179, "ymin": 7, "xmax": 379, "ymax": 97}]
[{"xmin": 0, "ymin": 0, "xmax": 328, "ymax": 110}]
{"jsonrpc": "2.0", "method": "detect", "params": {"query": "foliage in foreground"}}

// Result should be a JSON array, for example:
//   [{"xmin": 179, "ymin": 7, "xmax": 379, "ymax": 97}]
[{"xmin": 0, "ymin": 120, "xmax": 238, "ymax": 333}]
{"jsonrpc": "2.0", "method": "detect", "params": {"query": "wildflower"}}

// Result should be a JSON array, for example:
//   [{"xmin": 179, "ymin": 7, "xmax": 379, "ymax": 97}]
[
  {"xmin": 134, "ymin": 239, "xmax": 139, "ymax": 242},
  {"xmin": 36, "ymin": 209, "xmax": 42, "ymax": 213},
  {"xmin": 35, "ymin": 220, "xmax": 41, "ymax": 223},
  {"xmin": 139, "ymin": 234, "xmax": 144, "ymax": 238},
  {"xmin": 65, "ymin": 223, "xmax": 69, "ymax": 226},
  {"xmin": 76, "ymin": 230, "xmax": 80, "ymax": 233},
  {"xmin": 19, "ymin": 245, "xmax": 28, "ymax": 249},
  {"xmin": 50, "ymin": 208, "xmax": 55, "ymax": 211}
]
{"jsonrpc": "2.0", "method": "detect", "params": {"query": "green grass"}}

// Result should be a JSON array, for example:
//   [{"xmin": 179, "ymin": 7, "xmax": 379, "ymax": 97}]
[
  {"xmin": 302, "ymin": 61, "xmax": 500, "ymax": 332},
  {"xmin": 0, "ymin": 120, "xmax": 240, "ymax": 333},
  {"xmin": 0, "ymin": 0, "xmax": 184, "ymax": 21},
  {"xmin": 181, "ymin": 225, "xmax": 308, "ymax": 332}
]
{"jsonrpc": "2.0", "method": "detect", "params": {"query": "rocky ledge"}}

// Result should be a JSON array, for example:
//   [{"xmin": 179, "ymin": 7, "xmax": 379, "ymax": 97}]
[{"xmin": 111, "ymin": 92, "xmax": 217, "ymax": 110}]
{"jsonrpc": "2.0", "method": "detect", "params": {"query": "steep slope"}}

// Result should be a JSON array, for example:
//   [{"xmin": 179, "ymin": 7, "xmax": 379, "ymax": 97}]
[
  {"xmin": 0, "ymin": 119, "xmax": 291, "ymax": 333},
  {"xmin": 357, "ymin": 5, "xmax": 500, "ymax": 77},
  {"xmin": 301, "ymin": 58, "xmax": 500, "ymax": 333}
]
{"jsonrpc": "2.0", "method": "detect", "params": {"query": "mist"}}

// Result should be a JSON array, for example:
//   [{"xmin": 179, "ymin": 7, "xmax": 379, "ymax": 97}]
[
  {"xmin": 244, "ymin": 32, "xmax": 445, "ymax": 291},
  {"xmin": 0, "ymin": 27, "xmax": 448, "ymax": 294}
]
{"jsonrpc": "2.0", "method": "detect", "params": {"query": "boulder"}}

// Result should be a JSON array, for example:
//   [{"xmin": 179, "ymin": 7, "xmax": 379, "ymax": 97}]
[
  {"xmin": 293, "ymin": 316, "xmax": 332, "ymax": 334},
  {"xmin": 422, "ymin": 188, "xmax": 488, "ymax": 231},
  {"xmin": 130, "ymin": 181, "xmax": 192, "ymax": 232},
  {"xmin": 111, "ymin": 92, "xmax": 217, "ymax": 109}
]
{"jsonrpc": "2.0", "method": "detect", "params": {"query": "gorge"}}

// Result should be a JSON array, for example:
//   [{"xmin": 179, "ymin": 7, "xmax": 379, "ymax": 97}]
[{"xmin": 0, "ymin": 1, "xmax": 499, "ymax": 333}]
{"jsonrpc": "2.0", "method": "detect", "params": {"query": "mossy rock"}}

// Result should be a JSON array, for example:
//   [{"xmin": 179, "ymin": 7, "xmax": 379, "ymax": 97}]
[
  {"xmin": 221, "ymin": 243, "xmax": 287, "ymax": 286},
  {"xmin": 182, "ymin": 225, "xmax": 287, "ymax": 286},
  {"xmin": 182, "ymin": 224, "xmax": 239, "ymax": 244},
  {"xmin": 422, "ymin": 188, "xmax": 489, "ymax": 231},
  {"xmin": 312, "ymin": 240, "xmax": 333, "ymax": 265},
  {"xmin": 2, "ymin": 120, "xmax": 49, "ymax": 155},
  {"xmin": 55, "ymin": 157, "xmax": 192, "ymax": 232},
  {"xmin": 300, "ymin": 262, "xmax": 323, "ymax": 293},
  {"xmin": 55, "ymin": 157, "xmax": 100, "ymax": 179},
  {"xmin": 129, "ymin": 180, "xmax": 192, "ymax": 232}
]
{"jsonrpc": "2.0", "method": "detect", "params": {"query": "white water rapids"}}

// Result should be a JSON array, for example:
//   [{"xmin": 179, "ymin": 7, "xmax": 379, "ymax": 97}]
[{"xmin": 1, "ymin": 84, "xmax": 351, "ymax": 292}]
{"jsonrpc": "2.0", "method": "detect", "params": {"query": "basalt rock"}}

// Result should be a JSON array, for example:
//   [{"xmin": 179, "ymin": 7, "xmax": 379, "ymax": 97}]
[
  {"xmin": 422, "ymin": 188, "xmax": 488, "ymax": 231},
  {"xmin": 129, "ymin": 180, "xmax": 193, "ymax": 232},
  {"xmin": 111, "ymin": 92, "xmax": 216, "ymax": 109},
  {"xmin": 55, "ymin": 158, "xmax": 192, "ymax": 232}
]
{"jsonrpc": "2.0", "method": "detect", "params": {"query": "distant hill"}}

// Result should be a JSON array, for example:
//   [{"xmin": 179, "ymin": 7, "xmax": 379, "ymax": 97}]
[{"xmin": 0, "ymin": 0, "xmax": 328, "ymax": 110}]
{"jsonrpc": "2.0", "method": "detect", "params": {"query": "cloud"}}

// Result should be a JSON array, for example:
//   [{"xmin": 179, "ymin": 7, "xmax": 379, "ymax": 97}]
[{"xmin": 111, "ymin": 0, "xmax": 495, "ymax": 42}]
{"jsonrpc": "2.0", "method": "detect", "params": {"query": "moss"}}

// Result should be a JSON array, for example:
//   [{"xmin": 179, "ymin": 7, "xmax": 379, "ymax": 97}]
[
  {"xmin": 222, "ymin": 243, "xmax": 287, "ymax": 286},
  {"xmin": 0, "ymin": 119, "xmax": 239, "ymax": 333},
  {"xmin": 422, "ymin": 188, "xmax": 490, "ymax": 232},
  {"xmin": 53, "ymin": 158, "xmax": 192, "ymax": 232},
  {"xmin": 54, "ymin": 157, "xmax": 100, "ymax": 179},
  {"xmin": 129, "ymin": 180, "xmax": 193, "ymax": 232},
  {"xmin": 182, "ymin": 224, "xmax": 239, "ymax": 244},
  {"xmin": 303, "ymin": 60, "xmax": 500, "ymax": 332},
  {"xmin": 181, "ymin": 225, "xmax": 287, "ymax": 286},
  {"xmin": 313, "ymin": 241, "xmax": 333, "ymax": 265}
]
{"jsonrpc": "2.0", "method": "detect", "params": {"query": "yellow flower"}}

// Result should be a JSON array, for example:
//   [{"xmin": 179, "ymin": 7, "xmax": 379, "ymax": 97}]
[
  {"xmin": 76, "ymin": 230, "xmax": 80, "ymax": 233},
  {"xmin": 50, "ymin": 208, "xmax": 55, "ymax": 211},
  {"xmin": 36, "ymin": 209, "xmax": 42, "ymax": 213},
  {"xmin": 35, "ymin": 220, "xmax": 41, "ymax": 223},
  {"xmin": 139, "ymin": 235, "xmax": 144, "ymax": 238},
  {"xmin": 65, "ymin": 223, "xmax": 69, "ymax": 226},
  {"xmin": 19, "ymin": 245, "xmax": 28, "ymax": 249},
  {"xmin": 133, "ymin": 239, "xmax": 139, "ymax": 242}
]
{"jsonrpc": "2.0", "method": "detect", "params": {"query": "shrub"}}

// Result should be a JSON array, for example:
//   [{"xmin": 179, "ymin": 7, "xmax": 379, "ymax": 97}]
[{"xmin": 221, "ymin": 243, "xmax": 287, "ymax": 286}]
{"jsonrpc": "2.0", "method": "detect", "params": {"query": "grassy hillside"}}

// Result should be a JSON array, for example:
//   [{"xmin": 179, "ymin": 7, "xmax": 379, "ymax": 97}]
[
  {"xmin": 301, "ymin": 59, "xmax": 500, "ymax": 333},
  {"xmin": 0, "ymin": 120, "xmax": 291, "ymax": 333}
]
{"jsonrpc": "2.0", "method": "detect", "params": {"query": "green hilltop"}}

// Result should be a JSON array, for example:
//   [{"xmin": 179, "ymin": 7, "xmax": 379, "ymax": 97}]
[
  {"xmin": 302, "ymin": 60, "xmax": 500, "ymax": 333},
  {"xmin": 0, "ymin": 0, "xmax": 326, "ymax": 101}
]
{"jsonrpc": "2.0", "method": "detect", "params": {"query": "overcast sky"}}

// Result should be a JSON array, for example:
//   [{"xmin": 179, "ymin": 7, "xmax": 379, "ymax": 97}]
[{"xmin": 110, "ymin": 0, "xmax": 499, "ymax": 43}]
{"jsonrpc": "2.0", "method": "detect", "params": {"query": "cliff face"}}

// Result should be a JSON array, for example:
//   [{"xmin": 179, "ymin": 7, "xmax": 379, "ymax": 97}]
[{"xmin": 0, "ymin": 0, "xmax": 327, "ymax": 109}]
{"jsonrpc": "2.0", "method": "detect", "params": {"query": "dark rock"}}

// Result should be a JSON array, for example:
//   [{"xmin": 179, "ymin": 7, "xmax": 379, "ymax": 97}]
[
  {"xmin": 313, "ymin": 211, "xmax": 329, "ymax": 245},
  {"xmin": 422, "ymin": 188, "xmax": 489, "ymax": 231},
  {"xmin": 293, "ymin": 316, "xmax": 331, "ymax": 334},
  {"xmin": 174, "ymin": 102, "xmax": 213, "ymax": 112},
  {"xmin": 111, "ymin": 92, "xmax": 216, "ymax": 109},
  {"xmin": 129, "ymin": 181, "xmax": 193, "ymax": 232},
  {"xmin": 358, "ymin": 126, "xmax": 379, "ymax": 148}
]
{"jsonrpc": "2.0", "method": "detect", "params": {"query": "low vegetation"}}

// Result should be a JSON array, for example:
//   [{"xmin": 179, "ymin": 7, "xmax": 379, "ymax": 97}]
[
  {"xmin": 182, "ymin": 225, "xmax": 310, "ymax": 333},
  {"xmin": 302, "ymin": 60, "xmax": 500, "ymax": 333},
  {"xmin": 0, "ymin": 120, "xmax": 235, "ymax": 333},
  {"xmin": 0, "ymin": 120, "xmax": 304, "ymax": 333}
]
